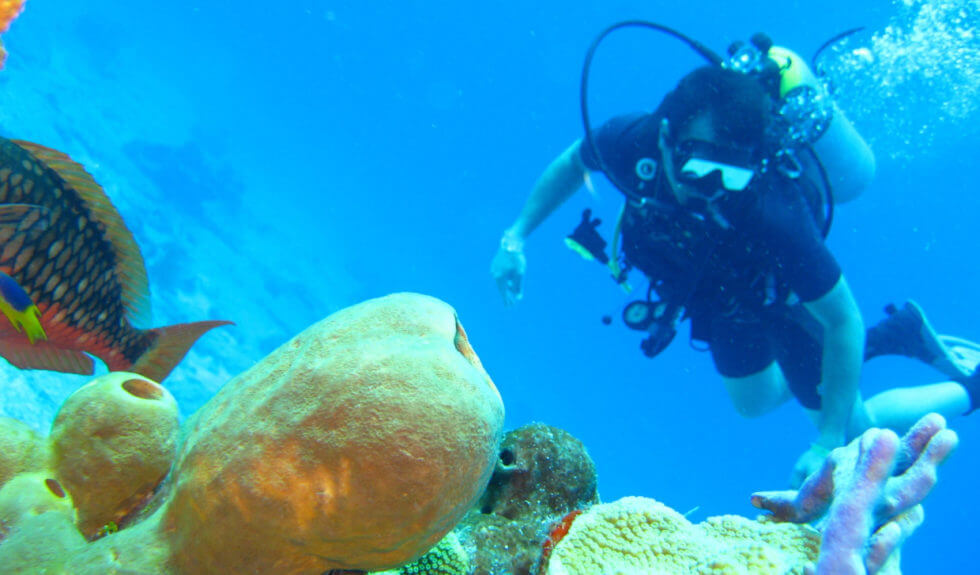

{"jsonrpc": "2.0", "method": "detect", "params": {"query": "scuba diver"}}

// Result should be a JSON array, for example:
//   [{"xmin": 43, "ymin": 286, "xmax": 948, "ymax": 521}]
[{"xmin": 490, "ymin": 25, "xmax": 980, "ymax": 486}]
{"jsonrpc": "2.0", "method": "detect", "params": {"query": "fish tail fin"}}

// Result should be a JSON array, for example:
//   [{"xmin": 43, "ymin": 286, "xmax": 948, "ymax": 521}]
[{"xmin": 123, "ymin": 320, "xmax": 233, "ymax": 382}]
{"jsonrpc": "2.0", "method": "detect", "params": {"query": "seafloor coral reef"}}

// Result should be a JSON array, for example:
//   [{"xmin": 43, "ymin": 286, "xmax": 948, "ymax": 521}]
[
  {"xmin": 0, "ymin": 293, "xmax": 957, "ymax": 574},
  {"xmin": 390, "ymin": 413, "xmax": 955, "ymax": 575}
]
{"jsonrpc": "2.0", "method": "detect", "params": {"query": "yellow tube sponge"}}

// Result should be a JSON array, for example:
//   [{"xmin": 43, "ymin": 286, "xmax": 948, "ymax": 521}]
[
  {"xmin": 0, "ymin": 417, "xmax": 48, "ymax": 489},
  {"xmin": 0, "ymin": 472, "xmax": 75, "ymax": 527},
  {"xmin": 0, "ymin": 472, "xmax": 86, "ymax": 573},
  {"xmin": 49, "ymin": 372, "xmax": 180, "ymax": 538},
  {"xmin": 545, "ymin": 496, "xmax": 819, "ymax": 575}
]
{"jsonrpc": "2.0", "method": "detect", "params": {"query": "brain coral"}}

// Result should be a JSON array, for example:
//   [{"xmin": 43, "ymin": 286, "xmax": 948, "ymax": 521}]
[
  {"xmin": 372, "ymin": 531, "xmax": 471, "ymax": 575},
  {"xmin": 544, "ymin": 496, "xmax": 819, "ymax": 575},
  {"xmin": 163, "ymin": 292, "xmax": 505, "ymax": 574}
]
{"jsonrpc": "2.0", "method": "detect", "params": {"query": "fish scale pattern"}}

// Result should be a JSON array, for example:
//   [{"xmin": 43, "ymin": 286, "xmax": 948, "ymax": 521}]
[{"xmin": 0, "ymin": 137, "xmax": 150, "ymax": 363}]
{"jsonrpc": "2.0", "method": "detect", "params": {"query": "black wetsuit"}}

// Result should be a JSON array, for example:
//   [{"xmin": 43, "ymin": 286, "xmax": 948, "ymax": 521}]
[{"xmin": 581, "ymin": 113, "xmax": 840, "ymax": 409}]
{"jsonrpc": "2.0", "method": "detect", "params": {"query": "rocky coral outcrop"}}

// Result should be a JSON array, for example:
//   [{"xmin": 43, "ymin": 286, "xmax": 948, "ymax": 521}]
[{"xmin": 454, "ymin": 423, "xmax": 600, "ymax": 575}]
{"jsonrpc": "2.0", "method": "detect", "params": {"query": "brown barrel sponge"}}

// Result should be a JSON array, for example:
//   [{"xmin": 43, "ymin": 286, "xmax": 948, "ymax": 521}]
[{"xmin": 164, "ymin": 293, "xmax": 505, "ymax": 574}]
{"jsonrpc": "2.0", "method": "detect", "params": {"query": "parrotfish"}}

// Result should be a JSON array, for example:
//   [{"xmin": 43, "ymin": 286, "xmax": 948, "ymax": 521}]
[{"xmin": 0, "ymin": 137, "xmax": 230, "ymax": 381}]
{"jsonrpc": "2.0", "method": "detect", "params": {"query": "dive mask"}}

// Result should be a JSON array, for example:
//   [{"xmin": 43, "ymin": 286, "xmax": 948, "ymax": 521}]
[{"xmin": 674, "ymin": 140, "xmax": 758, "ymax": 192}]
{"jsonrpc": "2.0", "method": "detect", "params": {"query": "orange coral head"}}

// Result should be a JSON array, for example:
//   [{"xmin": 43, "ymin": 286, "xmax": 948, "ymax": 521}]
[
  {"xmin": 0, "ymin": 0, "xmax": 25, "ymax": 33},
  {"xmin": 0, "ymin": 0, "xmax": 25, "ymax": 70}
]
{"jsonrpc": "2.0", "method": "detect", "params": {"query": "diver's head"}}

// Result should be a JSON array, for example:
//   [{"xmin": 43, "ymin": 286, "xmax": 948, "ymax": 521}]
[{"xmin": 656, "ymin": 66, "xmax": 770, "ymax": 205}]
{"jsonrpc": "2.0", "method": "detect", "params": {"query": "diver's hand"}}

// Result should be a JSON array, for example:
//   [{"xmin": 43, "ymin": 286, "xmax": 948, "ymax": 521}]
[
  {"xmin": 790, "ymin": 443, "xmax": 832, "ymax": 489},
  {"xmin": 491, "ymin": 232, "xmax": 527, "ymax": 306}
]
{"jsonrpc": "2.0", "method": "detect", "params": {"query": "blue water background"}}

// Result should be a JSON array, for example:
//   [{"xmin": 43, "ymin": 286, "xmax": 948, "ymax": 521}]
[{"xmin": 0, "ymin": 1, "xmax": 976, "ymax": 572}]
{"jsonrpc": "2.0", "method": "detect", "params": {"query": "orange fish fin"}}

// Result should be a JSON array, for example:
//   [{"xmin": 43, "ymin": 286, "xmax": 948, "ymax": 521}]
[
  {"xmin": 0, "ymin": 339, "xmax": 94, "ymax": 375},
  {"xmin": 11, "ymin": 140, "xmax": 152, "ymax": 327},
  {"xmin": 125, "ymin": 320, "xmax": 233, "ymax": 382}
]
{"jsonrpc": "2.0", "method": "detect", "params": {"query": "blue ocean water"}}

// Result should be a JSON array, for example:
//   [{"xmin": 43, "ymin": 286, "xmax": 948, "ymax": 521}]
[{"xmin": 0, "ymin": 0, "xmax": 976, "ymax": 572}]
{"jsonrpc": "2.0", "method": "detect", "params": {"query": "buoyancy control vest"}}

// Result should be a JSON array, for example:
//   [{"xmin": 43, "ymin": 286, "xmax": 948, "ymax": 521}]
[{"xmin": 618, "ymin": 151, "xmax": 829, "ymax": 323}]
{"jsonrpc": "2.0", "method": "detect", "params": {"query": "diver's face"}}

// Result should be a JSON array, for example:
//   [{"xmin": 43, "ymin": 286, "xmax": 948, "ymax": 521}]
[
  {"xmin": 659, "ymin": 114, "xmax": 717, "ymax": 206},
  {"xmin": 659, "ymin": 114, "xmax": 758, "ymax": 206}
]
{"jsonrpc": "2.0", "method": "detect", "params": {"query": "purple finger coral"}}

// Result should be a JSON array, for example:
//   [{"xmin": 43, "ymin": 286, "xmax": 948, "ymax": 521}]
[{"xmin": 752, "ymin": 414, "xmax": 958, "ymax": 575}]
